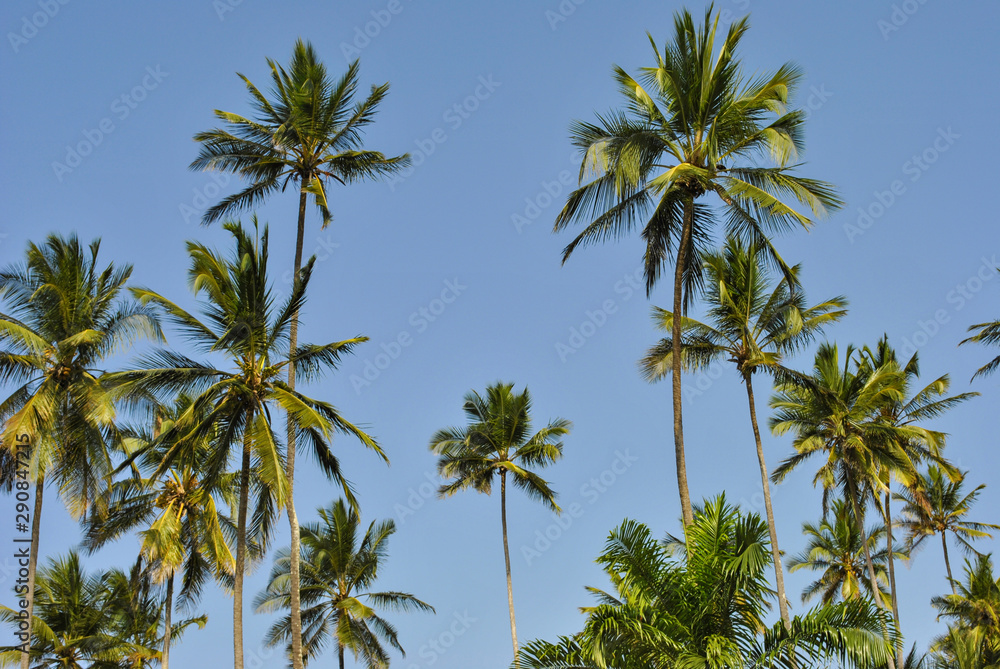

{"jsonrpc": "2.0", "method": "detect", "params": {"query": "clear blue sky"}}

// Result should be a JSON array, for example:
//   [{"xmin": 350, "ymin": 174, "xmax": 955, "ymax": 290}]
[{"xmin": 2, "ymin": 0, "xmax": 999, "ymax": 666}]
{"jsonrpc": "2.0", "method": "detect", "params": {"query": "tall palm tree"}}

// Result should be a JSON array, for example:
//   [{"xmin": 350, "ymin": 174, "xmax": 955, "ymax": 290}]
[
  {"xmin": 105, "ymin": 221, "xmax": 384, "ymax": 669},
  {"xmin": 83, "ymin": 394, "xmax": 237, "ymax": 669},
  {"xmin": 770, "ymin": 343, "xmax": 924, "ymax": 669},
  {"xmin": 430, "ymin": 382, "xmax": 571, "ymax": 662},
  {"xmin": 191, "ymin": 44, "xmax": 409, "ymax": 668},
  {"xmin": 896, "ymin": 466, "xmax": 999, "ymax": 594},
  {"xmin": 0, "ymin": 234, "xmax": 161, "ymax": 669},
  {"xmin": 931, "ymin": 554, "xmax": 1000, "ymax": 666},
  {"xmin": 788, "ymin": 499, "xmax": 900, "ymax": 605},
  {"xmin": 640, "ymin": 237, "xmax": 846, "ymax": 627},
  {"xmin": 553, "ymin": 6, "xmax": 842, "ymax": 526},
  {"xmin": 517, "ymin": 494, "xmax": 896, "ymax": 669},
  {"xmin": 255, "ymin": 499, "xmax": 434, "ymax": 668},
  {"xmin": 859, "ymin": 337, "xmax": 976, "ymax": 662}
]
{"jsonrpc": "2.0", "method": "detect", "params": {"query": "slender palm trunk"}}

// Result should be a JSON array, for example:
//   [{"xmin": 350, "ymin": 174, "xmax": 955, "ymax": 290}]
[
  {"xmin": 20, "ymin": 475, "xmax": 43, "ymax": 669},
  {"xmin": 338, "ymin": 644, "xmax": 345, "ymax": 669},
  {"xmin": 847, "ymin": 476, "xmax": 896, "ymax": 669},
  {"xmin": 941, "ymin": 533, "xmax": 956, "ymax": 595},
  {"xmin": 233, "ymin": 421, "xmax": 253, "ymax": 669},
  {"xmin": 286, "ymin": 188, "xmax": 308, "ymax": 669},
  {"xmin": 671, "ymin": 199, "xmax": 695, "ymax": 528},
  {"xmin": 500, "ymin": 471, "xmax": 519, "ymax": 663},
  {"xmin": 162, "ymin": 574, "xmax": 173, "ymax": 669},
  {"xmin": 883, "ymin": 491, "xmax": 902, "ymax": 663},
  {"xmin": 743, "ymin": 375, "xmax": 791, "ymax": 630}
]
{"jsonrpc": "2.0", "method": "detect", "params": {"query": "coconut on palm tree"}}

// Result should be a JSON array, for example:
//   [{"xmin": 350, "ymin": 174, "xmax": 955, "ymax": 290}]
[
  {"xmin": 518, "ymin": 494, "xmax": 897, "ymax": 669},
  {"xmin": 83, "ymin": 394, "xmax": 237, "ymax": 669},
  {"xmin": 430, "ymin": 382, "xmax": 570, "ymax": 662},
  {"xmin": 640, "ymin": 237, "xmax": 846, "ymax": 627},
  {"xmin": 191, "ymin": 40, "xmax": 409, "ymax": 667},
  {"xmin": 0, "ymin": 234, "xmax": 161, "ymax": 669},
  {"xmin": 255, "ymin": 499, "xmax": 434, "ymax": 668},
  {"xmin": 788, "ymin": 499, "xmax": 901, "ymax": 605},
  {"xmin": 105, "ymin": 221, "xmax": 384, "ymax": 669},
  {"xmin": 896, "ymin": 466, "xmax": 999, "ymax": 594},
  {"xmin": 553, "ymin": 6, "xmax": 842, "ymax": 526}
]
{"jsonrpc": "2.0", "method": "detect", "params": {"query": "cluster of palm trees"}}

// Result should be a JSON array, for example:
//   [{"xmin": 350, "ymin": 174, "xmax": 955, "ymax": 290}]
[{"xmin": 3, "ymin": 4, "xmax": 1000, "ymax": 669}]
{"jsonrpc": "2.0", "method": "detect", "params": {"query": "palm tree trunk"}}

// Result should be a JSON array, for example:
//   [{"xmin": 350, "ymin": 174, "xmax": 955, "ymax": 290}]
[
  {"xmin": 883, "ymin": 490, "xmax": 902, "ymax": 663},
  {"xmin": 847, "ymin": 475, "xmax": 896, "ymax": 669},
  {"xmin": 233, "ymin": 420, "xmax": 253, "ymax": 669},
  {"xmin": 672, "ymin": 198, "xmax": 695, "ymax": 528},
  {"xmin": 743, "ymin": 375, "xmax": 791, "ymax": 630},
  {"xmin": 20, "ymin": 475, "xmax": 43, "ymax": 669},
  {"xmin": 162, "ymin": 573, "xmax": 173, "ymax": 669},
  {"xmin": 941, "ymin": 533, "xmax": 956, "ymax": 595},
  {"xmin": 338, "ymin": 643, "xmax": 345, "ymax": 669},
  {"xmin": 500, "ymin": 470, "xmax": 519, "ymax": 664},
  {"xmin": 286, "ymin": 187, "xmax": 308, "ymax": 669}
]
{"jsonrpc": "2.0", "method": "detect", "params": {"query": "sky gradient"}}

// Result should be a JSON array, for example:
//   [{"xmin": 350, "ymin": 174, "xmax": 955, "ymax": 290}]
[{"xmin": 2, "ymin": 1, "xmax": 999, "ymax": 667}]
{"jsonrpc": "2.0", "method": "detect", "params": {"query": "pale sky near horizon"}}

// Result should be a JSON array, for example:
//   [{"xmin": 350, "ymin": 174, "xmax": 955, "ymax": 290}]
[{"xmin": 2, "ymin": 1, "xmax": 1000, "ymax": 667}]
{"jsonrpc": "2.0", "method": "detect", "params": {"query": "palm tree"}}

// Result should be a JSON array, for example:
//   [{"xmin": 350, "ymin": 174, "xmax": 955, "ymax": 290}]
[
  {"xmin": 896, "ymin": 466, "xmax": 999, "ymax": 594},
  {"xmin": 788, "ymin": 499, "xmax": 900, "ymax": 605},
  {"xmin": 553, "ymin": 6, "xmax": 842, "ymax": 526},
  {"xmin": 0, "ymin": 234, "xmax": 161, "ymax": 669},
  {"xmin": 640, "ymin": 237, "xmax": 846, "ymax": 627},
  {"xmin": 191, "ymin": 44, "xmax": 409, "ymax": 668},
  {"xmin": 770, "ymin": 342, "xmax": 923, "ymax": 669},
  {"xmin": 430, "ymin": 382, "xmax": 571, "ymax": 662},
  {"xmin": 859, "ymin": 337, "xmax": 976, "ymax": 662},
  {"xmin": 255, "ymin": 499, "xmax": 434, "ymax": 668},
  {"xmin": 959, "ymin": 282, "xmax": 1000, "ymax": 378},
  {"xmin": 105, "ymin": 220, "xmax": 384, "ymax": 669},
  {"xmin": 83, "ymin": 394, "xmax": 237, "ymax": 669},
  {"xmin": 931, "ymin": 554, "xmax": 1000, "ymax": 666},
  {"xmin": 517, "ymin": 494, "xmax": 896, "ymax": 669}
]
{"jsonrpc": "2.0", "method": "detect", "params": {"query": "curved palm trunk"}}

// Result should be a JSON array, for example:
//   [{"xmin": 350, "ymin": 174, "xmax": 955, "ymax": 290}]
[
  {"xmin": 883, "ymin": 491, "xmax": 902, "ymax": 663},
  {"xmin": 162, "ymin": 573, "xmax": 173, "ymax": 669},
  {"xmin": 20, "ymin": 475, "xmax": 43, "ymax": 669},
  {"xmin": 941, "ymin": 533, "xmax": 956, "ymax": 595},
  {"xmin": 743, "ymin": 375, "xmax": 791, "ymax": 630},
  {"xmin": 286, "ymin": 188, "xmax": 308, "ymax": 669},
  {"xmin": 500, "ymin": 471, "xmax": 519, "ymax": 663},
  {"xmin": 233, "ymin": 421, "xmax": 253, "ymax": 669},
  {"xmin": 847, "ymin": 475, "xmax": 896, "ymax": 669},
  {"xmin": 672, "ymin": 199, "xmax": 695, "ymax": 528}
]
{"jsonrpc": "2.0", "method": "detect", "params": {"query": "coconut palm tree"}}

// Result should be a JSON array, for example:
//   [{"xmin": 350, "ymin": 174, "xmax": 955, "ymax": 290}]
[
  {"xmin": 931, "ymin": 554, "xmax": 1000, "ymax": 666},
  {"xmin": 104, "ymin": 220, "xmax": 384, "ymax": 669},
  {"xmin": 640, "ymin": 237, "xmax": 846, "ymax": 627},
  {"xmin": 770, "ymin": 343, "xmax": 923, "ymax": 669},
  {"xmin": 517, "ymin": 494, "xmax": 896, "ymax": 669},
  {"xmin": 430, "ymin": 382, "xmax": 571, "ymax": 662},
  {"xmin": 896, "ymin": 466, "xmax": 999, "ymax": 594},
  {"xmin": 553, "ymin": 6, "xmax": 842, "ymax": 526},
  {"xmin": 788, "ymin": 499, "xmax": 900, "ymax": 605},
  {"xmin": 191, "ymin": 44, "xmax": 409, "ymax": 668},
  {"xmin": 0, "ymin": 234, "xmax": 161, "ymax": 669},
  {"xmin": 83, "ymin": 394, "xmax": 237, "ymax": 669},
  {"xmin": 255, "ymin": 499, "xmax": 434, "ymax": 668},
  {"xmin": 859, "ymin": 337, "xmax": 976, "ymax": 662},
  {"xmin": 959, "ymin": 282, "xmax": 1000, "ymax": 379}
]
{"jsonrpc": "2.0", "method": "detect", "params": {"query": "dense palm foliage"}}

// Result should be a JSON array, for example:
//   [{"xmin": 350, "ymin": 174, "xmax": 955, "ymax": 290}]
[
  {"xmin": 554, "ymin": 6, "xmax": 842, "ymax": 525},
  {"xmin": 430, "ymin": 382, "xmax": 570, "ymax": 661},
  {"xmin": 517, "ymin": 495, "xmax": 896, "ymax": 669},
  {"xmin": 897, "ymin": 466, "xmax": 999, "ymax": 594},
  {"xmin": 255, "ymin": 499, "xmax": 433, "ymax": 668},
  {"xmin": 191, "ymin": 39, "xmax": 410, "ymax": 666},
  {"xmin": 640, "ymin": 237, "xmax": 846, "ymax": 626},
  {"xmin": 82, "ymin": 395, "xmax": 237, "ymax": 669},
  {"xmin": 0, "ymin": 552, "xmax": 204, "ymax": 668},
  {"xmin": 0, "ymin": 234, "xmax": 161, "ymax": 668},
  {"xmin": 103, "ymin": 221, "xmax": 384, "ymax": 669},
  {"xmin": 788, "ymin": 498, "xmax": 899, "ymax": 605},
  {"xmin": 931, "ymin": 554, "xmax": 1000, "ymax": 666}
]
